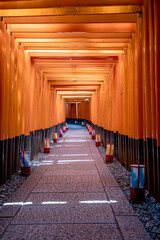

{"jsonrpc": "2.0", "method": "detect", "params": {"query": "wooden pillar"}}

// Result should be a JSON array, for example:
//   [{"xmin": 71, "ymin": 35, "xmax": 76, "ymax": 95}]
[
  {"xmin": 148, "ymin": 0, "xmax": 157, "ymax": 198},
  {"xmin": 135, "ymin": 14, "xmax": 143, "ymax": 165},
  {"xmin": 7, "ymin": 28, "xmax": 14, "ymax": 179},
  {"xmin": 153, "ymin": 0, "xmax": 160, "ymax": 202},
  {"xmin": 76, "ymin": 103, "xmax": 78, "ymax": 119},
  {"xmin": 142, "ymin": 0, "xmax": 153, "ymax": 193},
  {"xmin": 127, "ymin": 38, "xmax": 134, "ymax": 168},
  {"xmin": 123, "ymin": 49, "xmax": 129, "ymax": 169},
  {"xmin": 0, "ymin": 19, "xmax": 7, "ymax": 184}
]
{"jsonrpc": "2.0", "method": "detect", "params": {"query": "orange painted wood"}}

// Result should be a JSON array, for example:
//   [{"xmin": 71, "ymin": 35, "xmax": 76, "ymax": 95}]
[{"xmin": 154, "ymin": 0, "xmax": 160, "ymax": 147}]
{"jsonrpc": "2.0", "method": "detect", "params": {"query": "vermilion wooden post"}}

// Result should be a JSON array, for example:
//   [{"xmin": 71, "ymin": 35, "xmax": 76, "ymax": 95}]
[
  {"xmin": 142, "ymin": 0, "xmax": 153, "ymax": 194},
  {"xmin": 135, "ymin": 14, "xmax": 143, "ymax": 166},
  {"xmin": 0, "ymin": 19, "xmax": 5, "ymax": 185},
  {"xmin": 148, "ymin": 0, "xmax": 157, "ymax": 197},
  {"xmin": 7, "ymin": 25, "xmax": 13, "ymax": 180},
  {"xmin": 153, "ymin": 0, "xmax": 160, "ymax": 202},
  {"xmin": 123, "ymin": 51, "xmax": 129, "ymax": 170}
]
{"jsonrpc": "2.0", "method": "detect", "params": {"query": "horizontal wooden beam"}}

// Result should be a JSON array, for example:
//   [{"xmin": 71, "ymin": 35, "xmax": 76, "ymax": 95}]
[
  {"xmin": 47, "ymin": 78, "xmax": 105, "ymax": 81},
  {"xmin": 4, "ymin": 13, "xmax": 137, "ymax": 24},
  {"xmin": 28, "ymin": 51, "xmax": 123, "ymax": 57},
  {"xmin": 46, "ymin": 76, "xmax": 107, "ymax": 80},
  {"xmin": 62, "ymin": 96, "xmax": 91, "ymax": 98},
  {"xmin": 38, "ymin": 65, "xmax": 113, "ymax": 70},
  {"xmin": 50, "ymin": 84, "xmax": 100, "ymax": 88},
  {"xmin": 21, "ymin": 42, "xmax": 128, "ymax": 48},
  {"xmin": 0, "ymin": 1, "xmax": 144, "ymax": 9},
  {"xmin": 0, "ymin": 6, "xmax": 142, "ymax": 17},
  {"xmin": 40, "ymin": 66, "xmax": 112, "ymax": 70},
  {"xmin": 16, "ymin": 38, "xmax": 131, "ymax": 43},
  {"xmin": 57, "ymin": 91, "xmax": 94, "ymax": 94},
  {"xmin": 9, "ymin": 23, "xmax": 136, "ymax": 33},
  {"xmin": 43, "ymin": 69, "xmax": 110, "ymax": 73},
  {"xmin": 66, "ymin": 100, "xmax": 88, "ymax": 103},
  {"xmin": 49, "ymin": 82, "xmax": 102, "ymax": 86},
  {"xmin": 25, "ymin": 47, "xmax": 125, "ymax": 51},
  {"xmin": 13, "ymin": 32, "xmax": 132, "ymax": 38},
  {"xmin": 54, "ymin": 86, "xmax": 99, "ymax": 90},
  {"xmin": 35, "ymin": 59, "xmax": 118, "ymax": 64}
]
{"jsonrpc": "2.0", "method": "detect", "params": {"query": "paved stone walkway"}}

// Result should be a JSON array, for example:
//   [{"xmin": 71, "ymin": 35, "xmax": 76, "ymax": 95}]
[{"xmin": 0, "ymin": 126, "xmax": 151, "ymax": 239}]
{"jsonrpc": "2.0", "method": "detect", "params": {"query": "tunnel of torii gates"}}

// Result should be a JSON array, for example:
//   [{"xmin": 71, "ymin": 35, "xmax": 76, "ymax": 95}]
[{"xmin": 0, "ymin": 0, "xmax": 160, "ymax": 202}]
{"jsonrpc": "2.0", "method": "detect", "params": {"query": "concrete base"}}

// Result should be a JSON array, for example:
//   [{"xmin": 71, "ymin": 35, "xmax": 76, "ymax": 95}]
[
  {"xmin": 21, "ymin": 166, "xmax": 31, "ymax": 176},
  {"xmin": 96, "ymin": 142, "xmax": 101, "ymax": 147},
  {"xmin": 44, "ymin": 148, "xmax": 50, "ymax": 153},
  {"xmin": 130, "ymin": 187, "xmax": 145, "ymax": 202},
  {"xmin": 106, "ymin": 155, "xmax": 113, "ymax": 162}
]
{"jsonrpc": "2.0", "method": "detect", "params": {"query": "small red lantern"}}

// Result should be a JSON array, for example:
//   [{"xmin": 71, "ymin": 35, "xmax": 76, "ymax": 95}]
[
  {"xmin": 65, "ymin": 123, "xmax": 68, "ymax": 130},
  {"xmin": 106, "ymin": 144, "xmax": 114, "ymax": 162},
  {"xmin": 59, "ymin": 129, "xmax": 63, "ymax": 138},
  {"xmin": 20, "ymin": 150, "xmax": 31, "ymax": 176},
  {"xmin": 89, "ymin": 127, "xmax": 92, "ymax": 135},
  {"xmin": 130, "ymin": 163, "xmax": 145, "ymax": 202},
  {"xmin": 63, "ymin": 125, "xmax": 66, "ymax": 133},
  {"xmin": 96, "ymin": 134, "xmax": 101, "ymax": 147},
  {"xmin": 92, "ymin": 129, "xmax": 95, "ymax": 139},
  {"xmin": 53, "ymin": 132, "xmax": 57, "ymax": 143},
  {"xmin": 44, "ymin": 138, "xmax": 50, "ymax": 153}
]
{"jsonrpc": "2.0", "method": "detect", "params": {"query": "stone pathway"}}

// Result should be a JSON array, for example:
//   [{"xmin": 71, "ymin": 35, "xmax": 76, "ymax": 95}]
[{"xmin": 0, "ymin": 126, "xmax": 151, "ymax": 239}]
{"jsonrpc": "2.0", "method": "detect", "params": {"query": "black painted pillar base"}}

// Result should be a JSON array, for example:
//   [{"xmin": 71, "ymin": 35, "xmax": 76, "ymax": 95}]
[
  {"xmin": 4, "ymin": 139, "xmax": 8, "ymax": 182},
  {"xmin": 12, "ymin": 137, "xmax": 15, "ymax": 173},
  {"xmin": 0, "ymin": 140, "xmax": 5, "ymax": 185},
  {"xmin": 101, "ymin": 128, "xmax": 105, "ymax": 148},
  {"xmin": 157, "ymin": 146, "xmax": 160, "ymax": 202},
  {"xmin": 104, "ymin": 129, "xmax": 107, "ymax": 149},
  {"xmin": 31, "ymin": 131, "xmax": 35, "ymax": 159},
  {"xmin": 124, "ymin": 136, "xmax": 129, "ymax": 170},
  {"xmin": 94, "ymin": 125, "xmax": 98, "ymax": 134},
  {"xmin": 152, "ymin": 139, "xmax": 157, "ymax": 198},
  {"xmin": 138, "ymin": 139, "xmax": 144, "ymax": 164},
  {"xmin": 110, "ymin": 131, "xmax": 114, "ymax": 144},
  {"xmin": 7, "ymin": 138, "xmax": 13, "ymax": 179},
  {"xmin": 106, "ymin": 130, "xmax": 110, "ymax": 145},
  {"xmin": 24, "ymin": 135, "xmax": 31, "ymax": 151},
  {"xmin": 146, "ymin": 138, "xmax": 154, "ymax": 195},
  {"xmin": 14, "ymin": 136, "xmax": 20, "ymax": 172}
]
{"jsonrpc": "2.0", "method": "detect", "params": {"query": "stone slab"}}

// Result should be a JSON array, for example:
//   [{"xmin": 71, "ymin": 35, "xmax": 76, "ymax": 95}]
[
  {"xmin": 105, "ymin": 186, "xmax": 136, "ymax": 216},
  {"xmin": 0, "ymin": 218, "xmax": 12, "ymax": 238},
  {"xmin": 0, "ymin": 206, "xmax": 20, "ymax": 217},
  {"xmin": 116, "ymin": 215, "xmax": 151, "ymax": 240},
  {"xmin": 48, "ymin": 163, "xmax": 96, "ymax": 171},
  {"xmin": 54, "ymin": 155, "xmax": 93, "ymax": 160},
  {"xmin": 100, "ymin": 174, "xmax": 119, "ymax": 187},
  {"xmin": 11, "ymin": 202, "xmax": 115, "ymax": 225},
  {"xmin": 1, "ymin": 224, "xmax": 122, "ymax": 240},
  {"xmin": 26, "ymin": 192, "xmax": 108, "ymax": 202},
  {"xmin": 43, "ymin": 169, "xmax": 99, "ymax": 177},
  {"xmin": 38, "ymin": 175, "xmax": 100, "ymax": 184},
  {"xmin": 58, "ymin": 149, "xmax": 91, "ymax": 154},
  {"xmin": 32, "ymin": 175, "xmax": 104, "ymax": 193}
]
